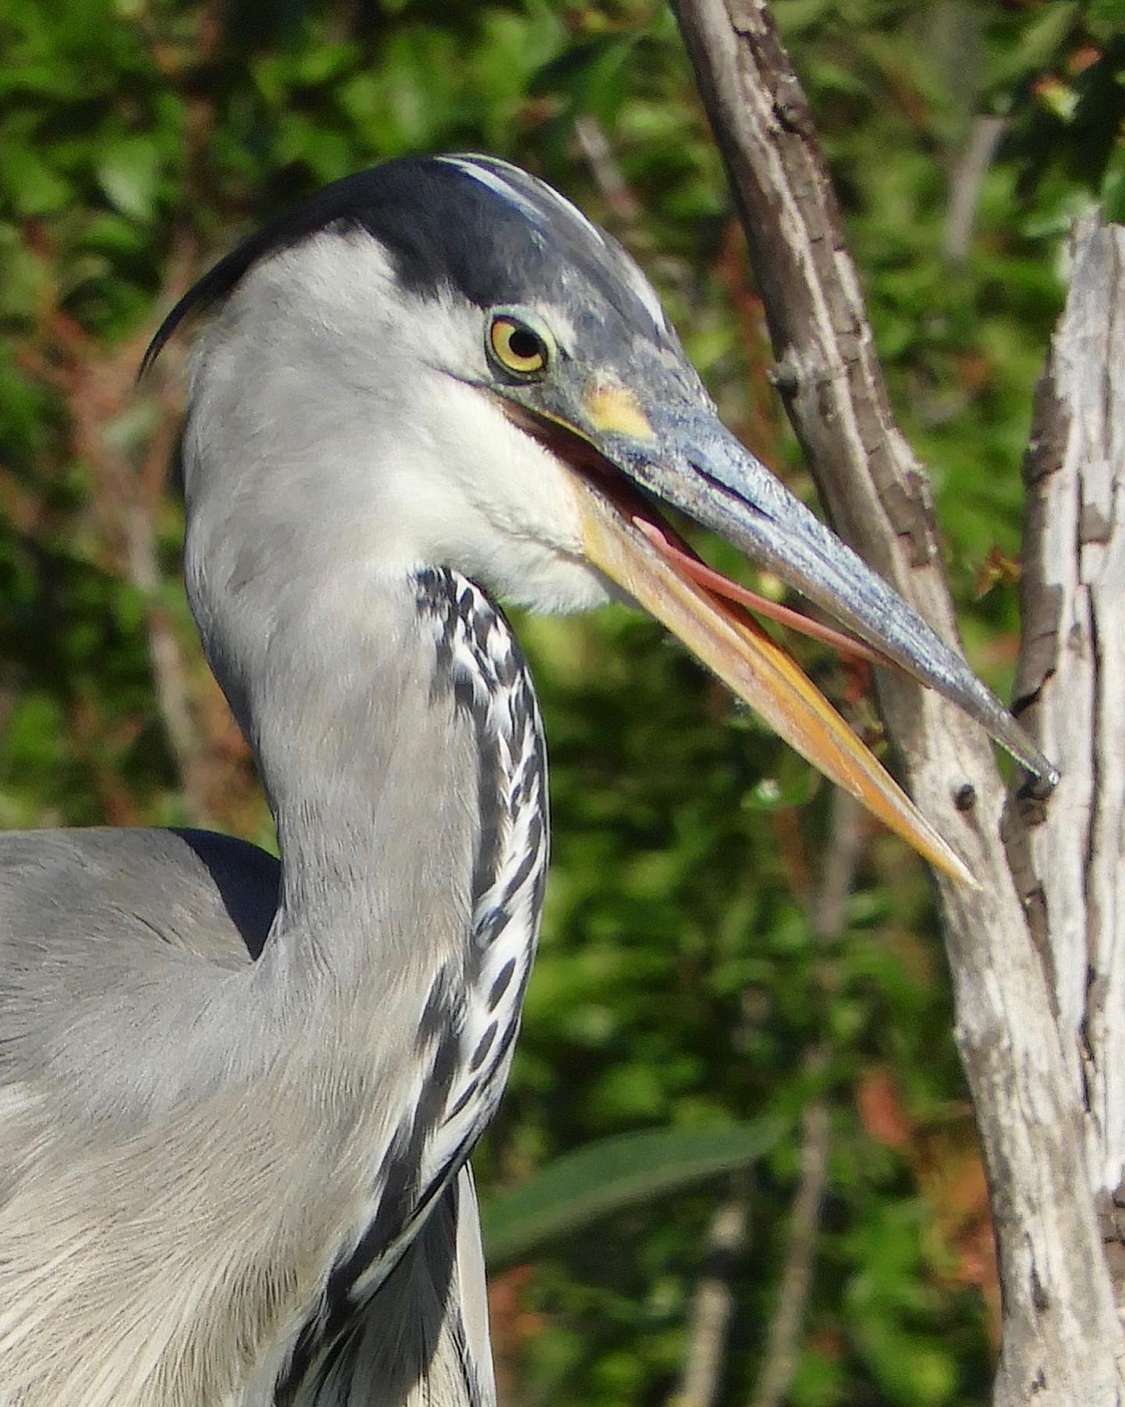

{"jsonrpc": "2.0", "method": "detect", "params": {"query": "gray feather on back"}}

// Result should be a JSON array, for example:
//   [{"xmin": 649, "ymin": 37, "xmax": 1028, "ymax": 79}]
[{"xmin": 0, "ymin": 827, "xmax": 498, "ymax": 1406}]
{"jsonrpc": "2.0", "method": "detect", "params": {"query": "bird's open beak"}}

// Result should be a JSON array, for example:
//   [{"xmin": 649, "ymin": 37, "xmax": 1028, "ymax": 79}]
[{"xmin": 502, "ymin": 386, "xmax": 1056, "ymax": 886}]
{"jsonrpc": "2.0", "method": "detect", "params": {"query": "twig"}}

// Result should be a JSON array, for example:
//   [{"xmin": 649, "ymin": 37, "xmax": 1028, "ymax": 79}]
[
  {"xmin": 749, "ymin": 1095, "xmax": 829, "ymax": 1407},
  {"xmin": 672, "ymin": 792, "xmax": 863, "ymax": 1407},
  {"xmin": 749, "ymin": 790, "xmax": 862, "ymax": 1407},
  {"xmin": 671, "ymin": 1182, "xmax": 751, "ymax": 1407},
  {"xmin": 573, "ymin": 113, "xmax": 642, "ymax": 223},
  {"xmin": 943, "ymin": 115, "xmax": 1008, "ymax": 263},
  {"xmin": 87, "ymin": 2, "xmax": 232, "ymax": 825},
  {"xmin": 811, "ymin": 790, "xmax": 863, "ymax": 941}
]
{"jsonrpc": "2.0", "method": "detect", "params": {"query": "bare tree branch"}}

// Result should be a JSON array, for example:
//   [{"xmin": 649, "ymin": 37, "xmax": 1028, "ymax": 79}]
[
  {"xmin": 1005, "ymin": 221, "xmax": 1125, "ymax": 1319},
  {"xmin": 668, "ymin": 1, "xmax": 1125, "ymax": 1401},
  {"xmin": 944, "ymin": 115, "xmax": 1008, "ymax": 264},
  {"xmin": 749, "ymin": 791, "xmax": 862, "ymax": 1407},
  {"xmin": 671, "ymin": 1181, "xmax": 751, "ymax": 1407}
]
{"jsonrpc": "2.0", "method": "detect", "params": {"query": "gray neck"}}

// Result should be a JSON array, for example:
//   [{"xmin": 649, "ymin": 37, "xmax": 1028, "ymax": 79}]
[
  {"xmin": 216, "ymin": 563, "xmax": 550, "ymax": 1372},
  {"xmin": 195, "ymin": 562, "xmax": 548, "ymax": 1008},
  {"xmin": 275, "ymin": 583, "xmax": 470, "ymax": 954}
]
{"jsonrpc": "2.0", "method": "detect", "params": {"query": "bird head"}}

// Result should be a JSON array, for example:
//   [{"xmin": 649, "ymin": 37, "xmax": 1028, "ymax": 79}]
[{"xmin": 144, "ymin": 153, "xmax": 1055, "ymax": 882}]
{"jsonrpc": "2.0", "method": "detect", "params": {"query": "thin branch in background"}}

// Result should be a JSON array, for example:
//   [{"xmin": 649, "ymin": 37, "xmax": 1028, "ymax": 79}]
[
  {"xmin": 123, "ymin": 499, "xmax": 206, "ymax": 821},
  {"xmin": 34, "ymin": 254, "xmax": 215, "ymax": 822},
  {"xmin": 749, "ymin": 1094, "xmax": 830, "ymax": 1407},
  {"xmin": 749, "ymin": 790, "xmax": 863, "ymax": 1407},
  {"xmin": 670, "ymin": 789, "xmax": 863, "ymax": 1407},
  {"xmin": 57, "ymin": 1, "xmax": 233, "ymax": 827},
  {"xmin": 126, "ymin": 234, "xmax": 218, "ymax": 824},
  {"xmin": 0, "ymin": 670, "xmax": 17, "ymax": 752},
  {"xmin": 671, "ymin": 1178, "xmax": 752, "ymax": 1407},
  {"xmin": 943, "ymin": 115, "xmax": 1008, "ymax": 263},
  {"xmin": 131, "ymin": 0, "xmax": 230, "ymax": 821},
  {"xmin": 574, "ymin": 113, "xmax": 642, "ymax": 223},
  {"xmin": 811, "ymin": 789, "xmax": 864, "ymax": 942},
  {"xmin": 6, "ymin": 0, "xmax": 230, "ymax": 829}
]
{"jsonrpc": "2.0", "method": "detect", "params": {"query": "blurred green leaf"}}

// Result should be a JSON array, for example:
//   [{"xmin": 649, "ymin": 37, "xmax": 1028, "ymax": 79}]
[
  {"xmin": 97, "ymin": 136, "xmax": 162, "ymax": 222},
  {"xmin": 0, "ymin": 139, "xmax": 71, "ymax": 216},
  {"xmin": 481, "ymin": 1117, "xmax": 784, "ymax": 1266},
  {"xmin": 985, "ymin": 2, "xmax": 1081, "ymax": 93}
]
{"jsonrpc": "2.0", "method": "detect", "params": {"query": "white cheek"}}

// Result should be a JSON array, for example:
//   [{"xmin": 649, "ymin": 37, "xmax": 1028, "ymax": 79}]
[
  {"xmin": 190, "ymin": 239, "xmax": 621, "ymax": 616},
  {"xmin": 388, "ymin": 378, "xmax": 614, "ymax": 613},
  {"xmin": 436, "ymin": 381, "xmax": 585, "ymax": 546}
]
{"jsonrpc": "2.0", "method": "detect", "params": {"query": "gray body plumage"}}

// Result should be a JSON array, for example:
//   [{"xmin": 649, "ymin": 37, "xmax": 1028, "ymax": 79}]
[{"xmin": 0, "ymin": 827, "xmax": 499, "ymax": 1407}]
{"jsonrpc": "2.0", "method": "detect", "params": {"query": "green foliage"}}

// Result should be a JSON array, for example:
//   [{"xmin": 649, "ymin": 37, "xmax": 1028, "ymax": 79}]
[
  {"xmin": 1, "ymin": 0, "xmax": 1118, "ymax": 1401},
  {"xmin": 482, "ymin": 1117, "xmax": 784, "ymax": 1265}
]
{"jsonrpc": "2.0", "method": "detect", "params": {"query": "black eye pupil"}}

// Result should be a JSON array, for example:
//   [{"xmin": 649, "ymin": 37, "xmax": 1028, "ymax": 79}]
[{"xmin": 508, "ymin": 328, "xmax": 542, "ymax": 361}]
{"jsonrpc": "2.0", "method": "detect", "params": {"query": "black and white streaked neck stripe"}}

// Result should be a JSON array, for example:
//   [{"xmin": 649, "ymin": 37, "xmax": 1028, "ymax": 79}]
[{"xmin": 278, "ymin": 568, "xmax": 548, "ymax": 1402}]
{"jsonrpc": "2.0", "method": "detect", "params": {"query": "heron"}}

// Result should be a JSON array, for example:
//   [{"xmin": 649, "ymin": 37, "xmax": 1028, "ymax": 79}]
[{"xmin": 0, "ymin": 153, "xmax": 1054, "ymax": 1407}]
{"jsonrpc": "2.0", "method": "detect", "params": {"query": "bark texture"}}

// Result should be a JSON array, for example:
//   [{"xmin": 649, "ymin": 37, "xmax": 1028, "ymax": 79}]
[
  {"xmin": 669, "ymin": 0, "xmax": 1125, "ymax": 1400},
  {"xmin": 1006, "ymin": 223, "xmax": 1125, "ymax": 1320}
]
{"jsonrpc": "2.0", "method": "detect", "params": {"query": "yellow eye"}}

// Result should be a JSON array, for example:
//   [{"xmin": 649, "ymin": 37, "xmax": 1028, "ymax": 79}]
[{"xmin": 489, "ymin": 315, "xmax": 549, "ymax": 377}]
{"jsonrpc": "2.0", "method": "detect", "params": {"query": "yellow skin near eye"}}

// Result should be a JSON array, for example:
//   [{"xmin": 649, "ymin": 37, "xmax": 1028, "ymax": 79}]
[{"xmin": 490, "ymin": 317, "xmax": 547, "ymax": 375}]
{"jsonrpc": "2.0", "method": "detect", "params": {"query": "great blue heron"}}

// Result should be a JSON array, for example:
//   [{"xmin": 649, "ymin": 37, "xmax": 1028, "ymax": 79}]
[{"xmin": 0, "ymin": 154, "xmax": 1054, "ymax": 1407}]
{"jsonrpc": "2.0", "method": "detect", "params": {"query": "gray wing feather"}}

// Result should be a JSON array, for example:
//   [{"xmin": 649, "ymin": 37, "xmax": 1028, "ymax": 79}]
[{"xmin": 0, "ymin": 828, "xmax": 494, "ymax": 1407}]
